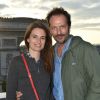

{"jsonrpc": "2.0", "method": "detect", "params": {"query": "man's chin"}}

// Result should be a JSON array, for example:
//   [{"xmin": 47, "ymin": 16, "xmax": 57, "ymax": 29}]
[{"xmin": 56, "ymin": 40, "xmax": 65, "ymax": 44}]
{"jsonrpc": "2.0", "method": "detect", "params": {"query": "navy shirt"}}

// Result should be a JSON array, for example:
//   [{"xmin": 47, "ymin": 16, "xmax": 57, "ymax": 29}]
[{"xmin": 6, "ymin": 53, "xmax": 52, "ymax": 100}]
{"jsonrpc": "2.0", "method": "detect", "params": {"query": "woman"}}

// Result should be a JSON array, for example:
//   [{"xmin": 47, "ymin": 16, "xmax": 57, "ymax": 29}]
[{"xmin": 6, "ymin": 20, "xmax": 53, "ymax": 100}]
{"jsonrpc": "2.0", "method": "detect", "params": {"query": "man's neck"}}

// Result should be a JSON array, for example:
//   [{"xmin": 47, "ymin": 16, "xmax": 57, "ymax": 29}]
[
  {"xmin": 57, "ymin": 43, "xmax": 64, "ymax": 57},
  {"xmin": 56, "ymin": 35, "xmax": 72, "ymax": 57}
]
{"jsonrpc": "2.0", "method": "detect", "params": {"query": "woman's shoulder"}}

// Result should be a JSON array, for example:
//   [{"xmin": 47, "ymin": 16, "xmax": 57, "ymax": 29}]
[
  {"xmin": 9, "ymin": 54, "xmax": 23, "ymax": 67},
  {"xmin": 12, "ymin": 55, "xmax": 22, "ymax": 62},
  {"xmin": 8, "ymin": 55, "xmax": 22, "ymax": 73}
]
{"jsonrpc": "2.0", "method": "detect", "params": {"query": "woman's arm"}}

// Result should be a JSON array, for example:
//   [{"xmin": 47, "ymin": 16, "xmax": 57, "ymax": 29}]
[{"xmin": 6, "ymin": 57, "xmax": 19, "ymax": 100}]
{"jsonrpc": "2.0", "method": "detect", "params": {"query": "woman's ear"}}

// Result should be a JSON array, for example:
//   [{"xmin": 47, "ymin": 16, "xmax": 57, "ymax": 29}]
[{"xmin": 27, "ymin": 38, "xmax": 29, "ymax": 43}]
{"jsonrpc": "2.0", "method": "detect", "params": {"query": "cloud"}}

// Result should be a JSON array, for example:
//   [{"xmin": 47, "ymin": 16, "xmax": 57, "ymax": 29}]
[
  {"xmin": 0, "ymin": 4, "xmax": 8, "ymax": 9},
  {"xmin": 73, "ymin": 22, "xmax": 100, "ymax": 31},
  {"xmin": 59, "ymin": 1, "xmax": 82, "ymax": 10},
  {"xmin": 75, "ymin": 4, "xmax": 100, "ymax": 19}
]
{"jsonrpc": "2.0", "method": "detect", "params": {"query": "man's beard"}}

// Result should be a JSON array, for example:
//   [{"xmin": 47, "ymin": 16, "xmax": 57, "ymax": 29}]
[{"xmin": 55, "ymin": 34, "xmax": 68, "ymax": 44}]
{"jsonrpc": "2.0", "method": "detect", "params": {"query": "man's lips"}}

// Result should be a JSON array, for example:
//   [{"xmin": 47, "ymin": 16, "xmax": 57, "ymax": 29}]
[{"xmin": 56, "ymin": 34, "xmax": 65, "ymax": 38}]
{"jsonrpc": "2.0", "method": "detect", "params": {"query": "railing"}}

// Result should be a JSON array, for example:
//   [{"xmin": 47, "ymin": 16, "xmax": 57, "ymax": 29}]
[{"xmin": 0, "ymin": 92, "xmax": 6, "ymax": 100}]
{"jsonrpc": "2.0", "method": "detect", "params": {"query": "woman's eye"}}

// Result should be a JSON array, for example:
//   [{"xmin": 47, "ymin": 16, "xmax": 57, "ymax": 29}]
[{"xmin": 32, "ymin": 35, "xmax": 37, "ymax": 38}]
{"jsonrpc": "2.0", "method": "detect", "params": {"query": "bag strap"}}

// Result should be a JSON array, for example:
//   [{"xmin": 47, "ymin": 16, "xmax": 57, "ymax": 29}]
[{"xmin": 21, "ymin": 53, "xmax": 40, "ymax": 100}]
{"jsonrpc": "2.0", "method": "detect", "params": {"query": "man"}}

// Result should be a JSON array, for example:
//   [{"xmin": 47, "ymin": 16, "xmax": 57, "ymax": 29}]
[{"xmin": 46, "ymin": 7, "xmax": 100, "ymax": 100}]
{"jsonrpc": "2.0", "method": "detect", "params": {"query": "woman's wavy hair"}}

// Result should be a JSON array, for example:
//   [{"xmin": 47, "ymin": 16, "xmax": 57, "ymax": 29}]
[{"xmin": 24, "ymin": 19, "xmax": 53, "ymax": 73}]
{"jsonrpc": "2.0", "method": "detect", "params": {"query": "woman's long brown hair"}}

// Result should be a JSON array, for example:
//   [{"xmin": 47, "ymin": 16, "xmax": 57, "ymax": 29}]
[{"xmin": 24, "ymin": 19, "xmax": 53, "ymax": 73}]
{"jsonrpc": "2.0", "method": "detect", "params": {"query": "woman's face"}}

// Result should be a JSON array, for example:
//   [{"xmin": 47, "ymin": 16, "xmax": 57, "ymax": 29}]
[{"xmin": 27, "ymin": 28, "xmax": 46, "ymax": 52}]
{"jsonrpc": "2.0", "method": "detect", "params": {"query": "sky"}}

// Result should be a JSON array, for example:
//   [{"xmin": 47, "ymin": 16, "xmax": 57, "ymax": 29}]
[{"xmin": 0, "ymin": 0, "xmax": 100, "ymax": 45}]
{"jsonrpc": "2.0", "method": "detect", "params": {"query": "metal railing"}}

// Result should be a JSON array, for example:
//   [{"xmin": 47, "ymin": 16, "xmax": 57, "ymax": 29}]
[{"xmin": 0, "ymin": 92, "xmax": 6, "ymax": 100}]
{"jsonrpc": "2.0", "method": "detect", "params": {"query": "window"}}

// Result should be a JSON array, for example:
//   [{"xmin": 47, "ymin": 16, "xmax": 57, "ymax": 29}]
[{"xmin": 2, "ymin": 38, "xmax": 16, "ymax": 48}]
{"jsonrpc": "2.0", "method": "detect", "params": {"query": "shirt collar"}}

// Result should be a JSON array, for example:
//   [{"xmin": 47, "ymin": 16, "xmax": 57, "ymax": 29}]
[{"xmin": 54, "ymin": 35, "xmax": 72, "ymax": 58}]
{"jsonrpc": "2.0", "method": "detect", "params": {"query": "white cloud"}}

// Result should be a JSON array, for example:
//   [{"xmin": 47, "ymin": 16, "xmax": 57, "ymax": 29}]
[
  {"xmin": 83, "ymin": 2, "xmax": 100, "ymax": 8},
  {"xmin": 0, "ymin": 0, "xmax": 7, "ymax": 4}
]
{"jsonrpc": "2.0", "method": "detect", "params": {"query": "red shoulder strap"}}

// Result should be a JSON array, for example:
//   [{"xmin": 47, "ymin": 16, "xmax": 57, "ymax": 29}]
[{"xmin": 21, "ymin": 53, "xmax": 40, "ymax": 100}]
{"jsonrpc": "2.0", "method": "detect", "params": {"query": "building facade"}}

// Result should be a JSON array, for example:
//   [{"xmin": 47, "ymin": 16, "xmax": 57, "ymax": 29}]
[{"xmin": 0, "ymin": 17, "xmax": 35, "ymax": 91}]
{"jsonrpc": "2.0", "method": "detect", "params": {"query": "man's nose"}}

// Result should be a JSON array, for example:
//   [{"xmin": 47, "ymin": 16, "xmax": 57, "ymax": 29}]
[{"xmin": 57, "ymin": 27, "xmax": 61, "ymax": 35}]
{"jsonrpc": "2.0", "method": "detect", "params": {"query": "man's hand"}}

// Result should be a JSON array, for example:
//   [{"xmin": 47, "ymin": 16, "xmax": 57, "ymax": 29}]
[{"xmin": 16, "ymin": 91, "xmax": 23, "ymax": 100}]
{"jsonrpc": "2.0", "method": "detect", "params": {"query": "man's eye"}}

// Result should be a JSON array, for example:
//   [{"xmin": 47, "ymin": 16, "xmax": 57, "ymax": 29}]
[
  {"xmin": 61, "ymin": 26, "xmax": 65, "ymax": 28},
  {"xmin": 51, "ymin": 27, "xmax": 56, "ymax": 31},
  {"xmin": 41, "ymin": 37, "xmax": 46, "ymax": 40},
  {"xmin": 60, "ymin": 25, "xmax": 66, "ymax": 29}
]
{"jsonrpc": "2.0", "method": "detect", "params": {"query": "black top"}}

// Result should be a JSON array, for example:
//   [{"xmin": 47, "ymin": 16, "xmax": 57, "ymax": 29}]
[{"xmin": 6, "ymin": 53, "xmax": 53, "ymax": 100}]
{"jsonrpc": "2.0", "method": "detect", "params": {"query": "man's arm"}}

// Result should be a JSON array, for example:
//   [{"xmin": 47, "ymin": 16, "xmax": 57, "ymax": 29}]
[
  {"xmin": 84, "ymin": 45, "xmax": 100, "ymax": 100},
  {"xmin": 16, "ymin": 91, "xmax": 23, "ymax": 100}
]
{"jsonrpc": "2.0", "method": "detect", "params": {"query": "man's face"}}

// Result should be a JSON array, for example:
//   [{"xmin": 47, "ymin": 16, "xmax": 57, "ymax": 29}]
[{"xmin": 49, "ymin": 15, "xmax": 70, "ymax": 44}]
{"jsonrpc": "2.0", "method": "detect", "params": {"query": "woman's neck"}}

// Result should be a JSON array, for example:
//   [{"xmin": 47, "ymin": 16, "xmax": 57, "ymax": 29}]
[{"xmin": 28, "ymin": 49, "xmax": 40, "ymax": 62}]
